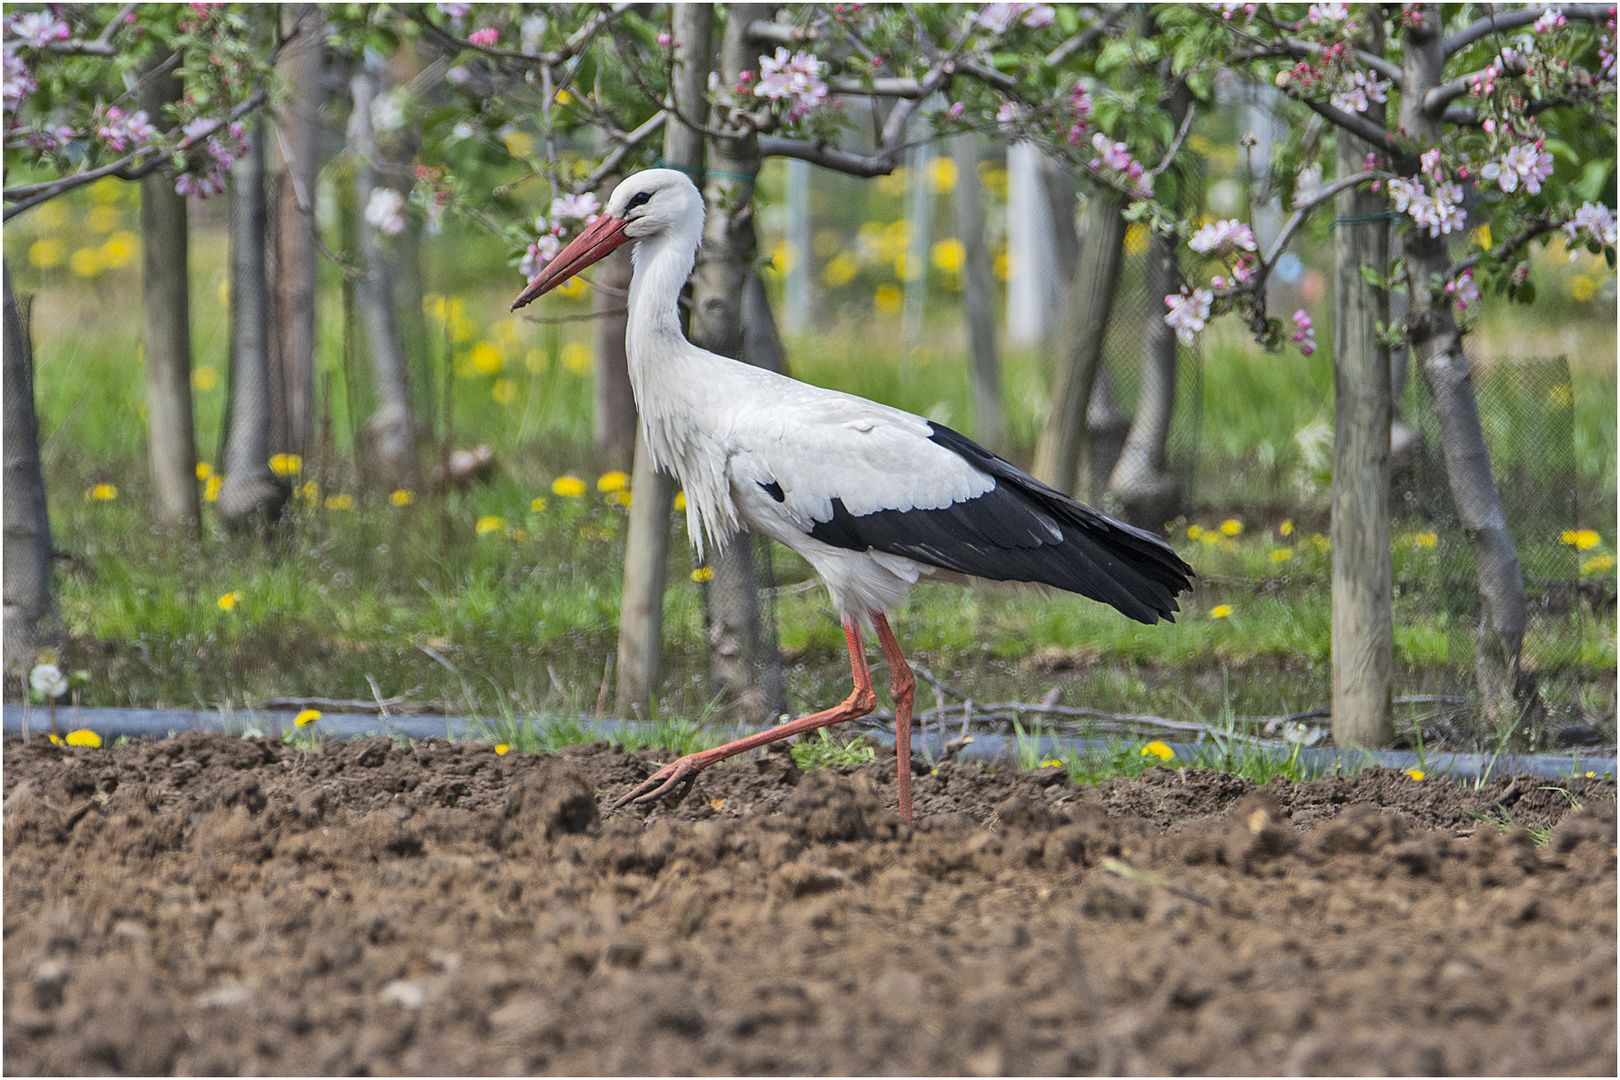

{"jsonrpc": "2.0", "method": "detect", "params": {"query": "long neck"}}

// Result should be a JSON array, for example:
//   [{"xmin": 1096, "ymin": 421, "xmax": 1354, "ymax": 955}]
[{"xmin": 626, "ymin": 225, "xmax": 699, "ymax": 384}]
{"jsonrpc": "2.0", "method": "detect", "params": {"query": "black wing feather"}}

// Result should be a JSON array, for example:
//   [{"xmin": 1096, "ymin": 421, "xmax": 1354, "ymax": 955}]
[{"xmin": 806, "ymin": 422, "xmax": 1194, "ymax": 624}]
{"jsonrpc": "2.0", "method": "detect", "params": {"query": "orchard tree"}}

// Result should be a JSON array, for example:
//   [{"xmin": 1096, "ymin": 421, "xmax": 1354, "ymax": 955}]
[{"xmin": 3, "ymin": 3, "xmax": 275, "ymax": 663}]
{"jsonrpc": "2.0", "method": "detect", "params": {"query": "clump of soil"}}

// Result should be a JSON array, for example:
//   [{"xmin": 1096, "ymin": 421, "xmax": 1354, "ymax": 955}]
[{"xmin": 4, "ymin": 733, "xmax": 1614, "ymax": 1075}]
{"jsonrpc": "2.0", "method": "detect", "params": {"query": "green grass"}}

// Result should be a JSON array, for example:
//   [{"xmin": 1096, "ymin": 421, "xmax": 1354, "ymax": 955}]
[
  {"xmin": 5, "ymin": 178, "xmax": 1614, "ymax": 757},
  {"xmin": 790, "ymin": 728, "xmax": 878, "ymax": 770}
]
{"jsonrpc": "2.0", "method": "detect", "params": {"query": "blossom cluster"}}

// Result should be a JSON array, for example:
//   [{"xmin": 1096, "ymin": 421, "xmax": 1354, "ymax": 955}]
[
  {"xmin": 1564, "ymin": 200, "xmax": 1619, "ymax": 255},
  {"xmin": 1290, "ymin": 309, "xmax": 1316, "ymax": 355},
  {"xmin": 96, "ymin": 106, "xmax": 157, "ymax": 152},
  {"xmin": 1089, "ymin": 132, "xmax": 1153, "ymax": 198},
  {"xmin": 755, "ymin": 48, "xmax": 829, "ymax": 122},
  {"xmin": 976, "ymin": 4, "xmax": 1055, "ymax": 33},
  {"xmin": 174, "ymin": 119, "xmax": 249, "ymax": 199},
  {"xmin": 521, "ymin": 192, "xmax": 601, "ymax": 278},
  {"xmin": 1164, "ymin": 286, "xmax": 1212, "ymax": 343},
  {"xmin": 1066, "ymin": 82, "xmax": 1093, "ymax": 144},
  {"xmin": 2, "ymin": 11, "xmax": 69, "ymax": 125},
  {"xmin": 1479, "ymin": 141, "xmax": 1555, "ymax": 194},
  {"xmin": 1329, "ymin": 69, "xmax": 1389, "ymax": 114},
  {"xmin": 1443, "ymin": 268, "xmax": 1480, "ymax": 314},
  {"xmin": 1387, "ymin": 149, "xmax": 1468, "ymax": 238}
]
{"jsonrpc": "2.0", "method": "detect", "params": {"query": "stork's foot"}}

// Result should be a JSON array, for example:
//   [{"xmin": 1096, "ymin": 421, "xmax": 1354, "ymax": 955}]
[{"xmin": 612, "ymin": 755, "xmax": 705, "ymax": 809}]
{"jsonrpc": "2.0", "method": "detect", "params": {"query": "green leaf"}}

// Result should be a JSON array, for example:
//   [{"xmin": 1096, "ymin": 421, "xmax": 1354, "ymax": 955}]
[
  {"xmin": 1359, "ymin": 264, "xmax": 1384, "ymax": 288},
  {"xmin": 1516, "ymin": 281, "xmax": 1536, "ymax": 305},
  {"xmin": 1574, "ymin": 159, "xmax": 1613, "ymax": 203}
]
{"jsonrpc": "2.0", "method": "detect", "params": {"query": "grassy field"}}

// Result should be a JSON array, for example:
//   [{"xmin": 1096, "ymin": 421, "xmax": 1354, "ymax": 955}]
[{"xmin": 6, "ymin": 176, "xmax": 1615, "ymax": 759}]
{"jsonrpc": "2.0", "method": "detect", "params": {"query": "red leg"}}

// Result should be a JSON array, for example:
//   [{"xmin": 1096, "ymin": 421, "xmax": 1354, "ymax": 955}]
[
  {"xmin": 872, "ymin": 613, "xmax": 916, "ymax": 822},
  {"xmin": 614, "ymin": 620, "xmax": 876, "ymax": 808}
]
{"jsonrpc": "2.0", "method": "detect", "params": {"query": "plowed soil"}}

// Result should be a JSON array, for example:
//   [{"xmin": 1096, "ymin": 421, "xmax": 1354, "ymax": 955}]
[{"xmin": 4, "ymin": 733, "xmax": 1614, "ymax": 1076}]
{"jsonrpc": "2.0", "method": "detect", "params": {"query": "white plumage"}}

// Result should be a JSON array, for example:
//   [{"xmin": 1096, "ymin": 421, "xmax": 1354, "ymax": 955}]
[{"xmin": 512, "ymin": 168, "xmax": 1194, "ymax": 820}]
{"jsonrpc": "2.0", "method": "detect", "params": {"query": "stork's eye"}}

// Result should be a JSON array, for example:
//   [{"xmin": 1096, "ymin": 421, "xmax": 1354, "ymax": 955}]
[{"xmin": 625, "ymin": 191, "xmax": 653, "ymax": 211}]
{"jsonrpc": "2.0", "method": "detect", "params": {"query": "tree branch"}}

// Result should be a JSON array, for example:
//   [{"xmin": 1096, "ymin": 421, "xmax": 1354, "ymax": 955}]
[
  {"xmin": 1226, "ymin": 37, "xmax": 1403, "ymax": 87},
  {"xmin": 758, "ymin": 135, "xmax": 904, "ymax": 176},
  {"xmin": 1045, "ymin": 5, "xmax": 1125, "ymax": 67},
  {"xmin": 1148, "ymin": 100, "xmax": 1196, "ymax": 180},
  {"xmin": 1442, "ymin": 3, "xmax": 1614, "ymax": 58},
  {"xmin": 583, "ymin": 110, "xmax": 668, "ymax": 188},
  {"xmin": 1446, "ymin": 211, "xmax": 1569, "ymax": 277},
  {"xmin": 1424, "ymin": 57, "xmax": 1528, "ymax": 116},
  {"xmin": 1296, "ymin": 94, "xmax": 1415, "ymax": 169},
  {"xmin": 3, "ymin": 87, "xmax": 269, "ymax": 220},
  {"xmin": 746, "ymin": 20, "xmax": 819, "ymax": 46}
]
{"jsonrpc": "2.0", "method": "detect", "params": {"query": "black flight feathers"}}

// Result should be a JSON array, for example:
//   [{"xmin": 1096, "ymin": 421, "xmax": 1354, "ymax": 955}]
[{"xmin": 805, "ymin": 422, "xmax": 1195, "ymax": 625}]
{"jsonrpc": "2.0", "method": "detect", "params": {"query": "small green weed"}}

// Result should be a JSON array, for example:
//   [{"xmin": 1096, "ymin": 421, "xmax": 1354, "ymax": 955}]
[{"xmin": 791, "ymin": 728, "xmax": 877, "ymax": 770}]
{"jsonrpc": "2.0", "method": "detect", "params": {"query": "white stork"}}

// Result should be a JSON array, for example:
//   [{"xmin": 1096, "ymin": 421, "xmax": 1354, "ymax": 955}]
[{"xmin": 512, "ymin": 169, "xmax": 1193, "ymax": 821}]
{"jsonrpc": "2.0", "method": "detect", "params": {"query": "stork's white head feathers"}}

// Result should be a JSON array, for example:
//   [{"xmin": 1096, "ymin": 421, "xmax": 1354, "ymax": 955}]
[{"xmin": 606, "ymin": 168, "xmax": 704, "ymax": 243}]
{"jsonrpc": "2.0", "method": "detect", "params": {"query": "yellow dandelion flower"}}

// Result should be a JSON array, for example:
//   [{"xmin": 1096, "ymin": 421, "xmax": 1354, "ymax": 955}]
[
  {"xmin": 552, "ymin": 475, "xmax": 587, "ymax": 498},
  {"xmin": 100, "ymin": 231, "xmax": 138, "ymax": 268},
  {"xmin": 1581, "ymin": 554, "xmax": 1615, "ymax": 575},
  {"xmin": 86, "ymin": 483, "xmax": 119, "ymax": 501},
  {"xmin": 927, "ymin": 156, "xmax": 958, "ymax": 192},
  {"xmin": 1210, "ymin": 604, "xmax": 1233, "ymax": 618},
  {"xmin": 1270, "ymin": 548, "xmax": 1293, "ymax": 562},
  {"xmin": 821, "ymin": 251, "xmax": 860, "ymax": 288},
  {"xmin": 556, "ymin": 277, "xmax": 587, "ymax": 299},
  {"xmin": 299, "ymin": 480, "xmax": 319, "ymax": 502},
  {"xmin": 1186, "ymin": 524, "xmax": 1203, "ymax": 539},
  {"xmin": 1412, "ymin": 531, "xmax": 1438, "ymax": 548},
  {"xmin": 1309, "ymin": 533, "xmax": 1331, "ymax": 551},
  {"xmin": 1562, "ymin": 529, "xmax": 1601, "ymax": 550},
  {"xmin": 691, "ymin": 566, "xmax": 715, "ymax": 583},
  {"xmin": 1403, "ymin": 768, "xmax": 1425, "ymax": 781},
  {"xmin": 530, "ymin": 496, "xmax": 547, "ymax": 512},
  {"xmin": 1200, "ymin": 530, "xmax": 1223, "ymax": 545},
  {"xmin": 325, "ymin": 494, "xmax": 355, "ymax": 511},
  {"xmin": 204, "ymin": 474, "xmax": 224, "ymax": 501},
  {"xmin": 28, "ymin": 238, "xmax": 63, "ymax": 268},
  {"xmin": 390, "ymin": 489, "xmax": 415, "ymax": 506},
  {"xmin": 1038, "ymin": 758, "xmax": 1063, "ymax": 769},
  {"xmin": 931, "ymin": 238, "xmax": 965, "ymax": 274},
  {"xmin": 492, "ymin": 377, "xmax": 518, "ymax": 405},
  {"xmin": 217, "ymin": 591, "xmax": 241, "ymax": 611},
  {"xmin": 1141, "ymin": 741, "xmax": 1174, "ymax": 761},
  {"xmin": 475, "ymin": 515, "xmax": 506, "ymax": 536},
  {"xmin": 606, "ymin": 490, "xmax": 632, "ymax": 507},
  {"xmin": 471, "ymin": 341, "xmax": 503, "ymax": 375},
  {"xmin": 48, "ymin": 734, "xmax": 63, "ymax": 745},
  {"xmin": 65, "ymin": 729, "xmax": 102, "ymax": 748},
  {"xmin": 874, "ymin": 284, "xmax": 902, "ymax": 314},
  {"xmin": 1220, "ymin": 518, "xmax": 1243, "ymax": 536},
  {"xmin": 87, "ymin": 205, "xmax": 122, "ymax": 233},
  {"xmin": 495, "ymin": 743, "xmax": 511, "ymax": 755},
  {"xmin": 673, "ymin": 491, "xmax": 687, "ymax": 512},
  {"xmin": 560, "ymin": 342, "xmax": 592, "ymax": 374},
  {"xmin": 1279, "ymin": 519, "xmax": 1294, "ymax": 537},
  {"xmin": 68, "ymin": 247, "xmax": 104, "ymax": 278},
  {"xmin": 597, "ymin": 470, "xmax": 629, "ymax": 493},
  {"xmin": 294, "ymin": 708, "xmax": 321, "ymax": 727},
  {"xmin": 192, "ymin": 365, "xmax": 219, "ymax": 391},
  {"xmin": 268, "ymin": 453, "xmax": 303, "ymax": 476},
  {"xmin": 195, "ymin": 461, "xmax": 213, "ymax": 480}
]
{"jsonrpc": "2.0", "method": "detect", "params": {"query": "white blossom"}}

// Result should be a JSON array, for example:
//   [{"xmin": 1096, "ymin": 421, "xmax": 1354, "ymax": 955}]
[
  {"xmin": 755, "ymin": 48, "xmax": 829, "ymax": 119},
  {"xmin": 1563, "ymin": 201, "xmax": 1618, "ymax": 257},
  {"xmin": 6, "ymin": 11, "xmax": 71, "ymax": 49},
  {"xmin": 1164, "ymin": 286, "xmax": 1213, "ymax": 343},
  {"xmin": 549, "ymin": 192, "xmax": 601, "ymax": 223},
  {"xmin": 1306, "ymin": 2, "xmax": 1350, "ymax": 24},
  {"xmin": 29, "ymin": 662, "xmax": 67, "ymax": 699},
  {"xmin": 977, "ymin": 3, "xmax": 1056, "ymax": 32},
  {"xmin": 365, "ymin": 188, "xmax": 406, "ymax": 235},
  {"xmin": 371, "ymin": 90, "xmax": 407, "ymax": 134},
  {"xmin": 1188, "ymin": 219, "xmax": 1257, "ymax": 254}
]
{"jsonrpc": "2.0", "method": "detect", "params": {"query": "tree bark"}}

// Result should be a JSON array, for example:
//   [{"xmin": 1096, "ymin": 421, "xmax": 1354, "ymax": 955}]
[
  {"xmin": 688, "ymin": 2, "xmax": 786, "ymax": 725},
  {"xmin": 1400, "ymin": 4, "xmax": 1528, "ymax": 733},
  {"xmin": 1032, "ymin": 187, "xmax": 1126, "ymax": 494},
  {"xmin": 218, "ymin": 115, "xmax": 287, "ymax": 529},
  {"xmin": 382, "ymin": 45, "xmax": 430, "ymax": 442},
  {"xmin": 1331, "ymin": 20, "xmax": 1394, "ymax": 749},
  {"xmin": 615, "ymin": 2, "xmax": 711, "ymax": 720},
  {"xmin": 269, "ymin": 3, "xmax": 322, "ymax": 461},
  {"xmin": 3, "ymin": 263, "xmax": 57, "ymax": 679},
  {"xmin": 139, "ymin": 58, "xmax": 201, "ymax": 532},
  {"xmin": 594, "ymin": 180, "xmax": 637, "ymax": 473},
  {"xmin": 952, "ymin": 133, "xmax": 1008, "ymax": 455},
  {"xmin": 348, "ymin": 69, "xmax": 418, "ymax": 493},
  {"xmin": 1107, "ymin": 229, "xmax": 1182, "ymax": 528}
]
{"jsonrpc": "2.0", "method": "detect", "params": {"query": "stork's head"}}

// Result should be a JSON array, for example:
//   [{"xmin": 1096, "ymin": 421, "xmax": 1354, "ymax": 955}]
[{"xmin": 510, "ymin": 168, "xmax": 702, "ymax": 311}]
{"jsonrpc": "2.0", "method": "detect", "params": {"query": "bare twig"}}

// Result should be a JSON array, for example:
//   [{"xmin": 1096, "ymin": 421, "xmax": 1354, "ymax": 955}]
[
  {"xmin": 1148, "ymin": 100, "xmax": 1197, "ymax": 181},
  {"xmin": 1442, "ymin": 3, "xmax": 1613, "ymax": 57}
]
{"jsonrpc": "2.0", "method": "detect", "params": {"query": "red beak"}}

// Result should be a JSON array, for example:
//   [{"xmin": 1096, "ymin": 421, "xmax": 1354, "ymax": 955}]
[{"xmin": 510, "ymin": 214, "xmax": 632, "ymax": 311}]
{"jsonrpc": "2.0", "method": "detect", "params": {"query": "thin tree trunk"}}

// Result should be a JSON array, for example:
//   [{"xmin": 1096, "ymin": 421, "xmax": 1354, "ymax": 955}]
[
  {"xmin": 688, "ymin": 2, "xmax": 785, "ymax": 725},
  {"xmin": 1032, "ymin": 187, "xmax": 1126, "ymax": 494},
  {"xmin": 348, "ymin": 69, "xmax": 417, "ymax": 493},
  {"xmin": 615, "ymin": 2, "xmax": 711, "ymax": 720},
  {"xmin": 3, "ymin": 262, "xmax": 57, "ymax": 679},
  {"xmin": 1401, "ymin": 4, "xmax": 1527, "ymax": 733},
  {"xmin": 269, "ymin": 3, "xmax": 321, "ymax": 460},
  {"xmin": 952, "ymin": 132, "xmax": 1007, "ymax": 455},
  {"xmin": 218, "ymin": 115, "xmax": 287, "ymax": 528},
  {"xmin": 1107, "ymin": 230, "xmax": 1181, "ymax": 528},
  {"xmin": 383, "ymin": 45, "xmax": 429, "ymax": 445},
  {"xmin": 1331, "ymin": 18, "xmax": 1394, "ymax": 749},
  {"xmin": 139, "ymin": 58, "xmax": 201, "ymax": 532},
  {"xmin": 594, "ymin": 180, "xmax": 636, "ymax": 473}
]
